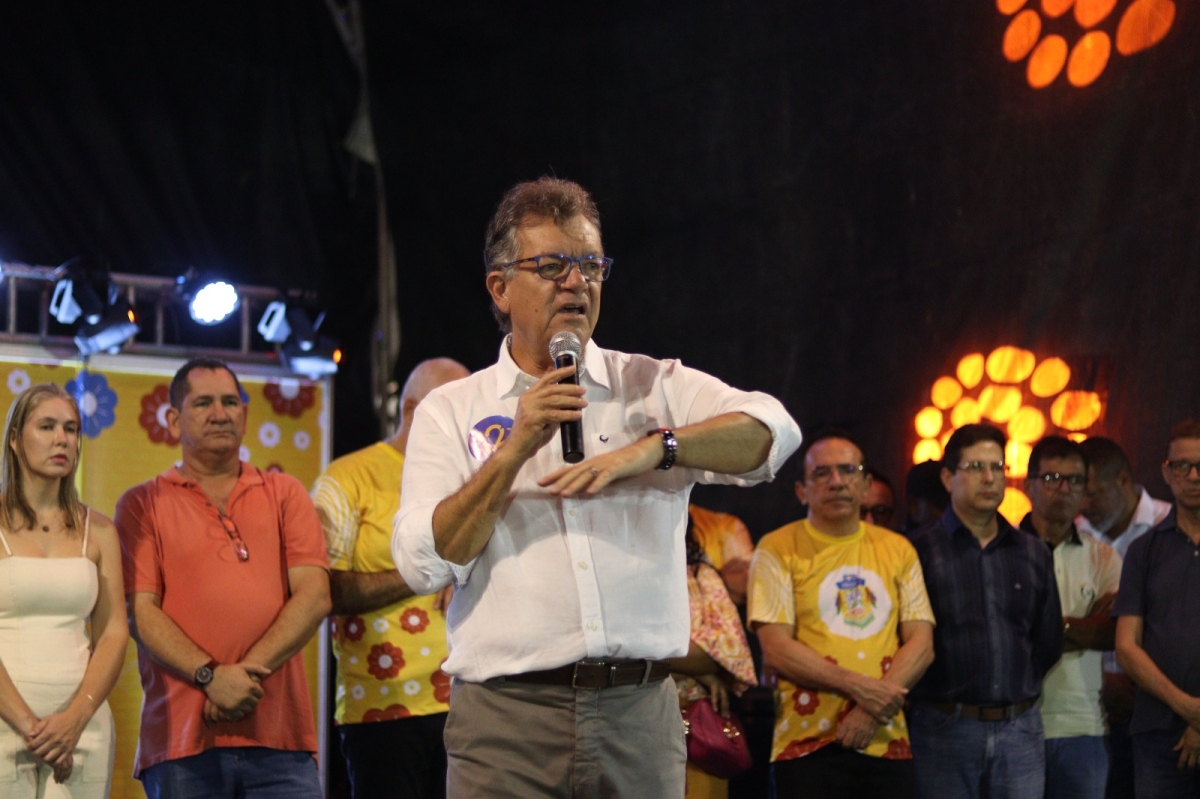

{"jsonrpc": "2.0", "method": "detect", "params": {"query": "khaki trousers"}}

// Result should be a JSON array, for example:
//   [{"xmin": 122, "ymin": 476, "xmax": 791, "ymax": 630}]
[{"xmin": 445, "ymin": 676, "xmax": 686, "ymax": 798}]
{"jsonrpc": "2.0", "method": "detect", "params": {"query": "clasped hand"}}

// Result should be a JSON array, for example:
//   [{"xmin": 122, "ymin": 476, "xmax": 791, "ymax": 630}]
[
  {"xmin": 24, "ymin": 709, "xmax": 85, "ymax": 784},
  {"xmin": 203, "ymin": 662, "xmax": 270, "ymax": 725}
]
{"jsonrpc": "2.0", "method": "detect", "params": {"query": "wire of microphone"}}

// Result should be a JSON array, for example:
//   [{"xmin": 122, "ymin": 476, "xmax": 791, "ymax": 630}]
[{"xmin": 549, "ymin": 331, "xmax": 585, "ymax": 464}]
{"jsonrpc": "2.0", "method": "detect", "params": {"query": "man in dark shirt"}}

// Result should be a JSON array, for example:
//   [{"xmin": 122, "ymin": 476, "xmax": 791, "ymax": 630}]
[
  {"xmin": 1114, "ymin": 420, "xmax": 1200, "ymax": 796},
  {"xmin": 907, "ymin": 423, "xmax": 1063, "ymax": 799}
]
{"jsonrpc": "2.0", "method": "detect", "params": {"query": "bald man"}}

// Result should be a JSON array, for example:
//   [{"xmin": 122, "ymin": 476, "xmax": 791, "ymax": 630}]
[{"xmin": 312, "ymin": 358, "xmax": 469, "ymax": 799}]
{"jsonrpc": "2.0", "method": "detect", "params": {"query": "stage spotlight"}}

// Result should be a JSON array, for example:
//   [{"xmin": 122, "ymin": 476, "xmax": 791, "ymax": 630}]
[
  {"xmin": 176, "ymin": 271, "xmax": 240, "ymax": 325},
  {"xmin": 75, "ymin": 298, "xmax": 139, "ymax": 356},
  {"xmin": 282, "ymin": 336, "xmax": 341, "ymax": 377},
  {"xmin": 50, "ymin": 256, "xmax": 108, "ymax": 325},
  {"xmin": 257, "ymin": 301, "xmax": 291, "ymax": 343},
  {"xmin": 259, "ymin": 302, "xmax": 338, "ymax": 376}
]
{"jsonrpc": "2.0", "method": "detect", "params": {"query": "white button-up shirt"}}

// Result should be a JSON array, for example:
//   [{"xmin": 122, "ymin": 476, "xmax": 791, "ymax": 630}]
[{"xmin": 393, "ymin": 340, "xmax": 801, "ymax": 683}]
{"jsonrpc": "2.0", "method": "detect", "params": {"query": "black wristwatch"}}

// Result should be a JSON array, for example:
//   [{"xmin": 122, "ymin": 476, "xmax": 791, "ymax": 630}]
[
  {"xmin": 194, "ymin": 659, "xmax": 218, "ymax": 689},
  {"xmin": 648, "ymin": 428, "xmax": 678, "ymax": 471}
]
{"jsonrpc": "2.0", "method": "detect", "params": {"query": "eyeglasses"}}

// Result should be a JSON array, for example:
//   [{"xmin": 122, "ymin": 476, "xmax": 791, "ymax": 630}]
[
  {"xmin": 1033, "ymin": 472, "xmax": 1087, "ymax": 491},
  {"xmin": 956, "ymin": 460, "xmax": 1005, "ymax": 476},
  {"xmin": 218, "ymin": 513, "xmax": 249, "ymax": 562},
  {"xmin": 501, "ymin": 253, "xmax": 613, "ymax": 283},
  {"xmin": 807, "ymin": 464, "xmax": 866, "ymax": 483},
  {"xmin": 859, "ymin": 504, "xmax": 896, "ymax": 524},
  {"xmin": 1165, "ymin": 459, "xmax": 1200, "ymax": 478}
]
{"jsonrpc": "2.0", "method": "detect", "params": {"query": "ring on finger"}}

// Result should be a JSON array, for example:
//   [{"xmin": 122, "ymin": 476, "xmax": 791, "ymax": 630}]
[{"xmin": 589, "ymin": 468, "xmax": 600, "ymax": 476}]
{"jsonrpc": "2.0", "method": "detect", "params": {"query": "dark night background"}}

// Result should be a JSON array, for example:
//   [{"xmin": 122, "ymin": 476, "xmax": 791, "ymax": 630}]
[
  {"xmin": 1, "ymin": 0, "xmax": 1196, "ymax": 533},
  {"xmin": 1, "ymin": 2, "xmax": 1195, "ymax": 796}
]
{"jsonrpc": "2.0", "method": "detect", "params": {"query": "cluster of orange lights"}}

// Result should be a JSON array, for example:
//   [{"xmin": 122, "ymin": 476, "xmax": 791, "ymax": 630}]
[
  {"xmin": 999, "ymin": 0, "xmax": 1175, "ymax": 88},
  {"xmin": 914, "ymin": 346, "xmax": 1105, "ymax": 522}
]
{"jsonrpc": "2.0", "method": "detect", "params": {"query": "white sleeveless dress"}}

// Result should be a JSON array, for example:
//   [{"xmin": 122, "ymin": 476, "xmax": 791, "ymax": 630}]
[{"xmin": 0, "ymin": 511, "xmax": 115, "ymax": 798}]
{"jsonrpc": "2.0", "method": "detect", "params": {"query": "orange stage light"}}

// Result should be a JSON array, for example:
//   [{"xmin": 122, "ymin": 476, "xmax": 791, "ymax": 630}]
[
  {"xmin": 931, "ymin": 376, "xmax": 964, "ymax": 410},
  {"xmin": 1030, "ymin": 357, "xmax": 1071, "ymax": 397},
  {"xmin": 957, "ymin": 354, "xmax": 985, "ymax": 389}
]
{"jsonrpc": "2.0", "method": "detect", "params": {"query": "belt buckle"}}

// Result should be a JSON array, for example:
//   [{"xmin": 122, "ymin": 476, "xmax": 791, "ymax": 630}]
[{"xmin": 572, "ymin": 659, "xmax": 607, "ymax": 690}]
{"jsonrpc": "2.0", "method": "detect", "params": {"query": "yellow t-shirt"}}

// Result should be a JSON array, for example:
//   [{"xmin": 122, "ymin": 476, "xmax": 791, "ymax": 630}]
[
  {"xmin": 312, "ymin": 443, "xmax": 450, "ymax": 724},
  {"xmin": 748, "ymin": 520, "xmax": 934, "ymax": 762}
]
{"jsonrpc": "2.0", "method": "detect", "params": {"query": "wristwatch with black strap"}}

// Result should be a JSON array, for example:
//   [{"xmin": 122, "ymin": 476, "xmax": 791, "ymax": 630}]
[{"xmin": 194, "ymin": 659, "xmax": 219, "ymax": 689}]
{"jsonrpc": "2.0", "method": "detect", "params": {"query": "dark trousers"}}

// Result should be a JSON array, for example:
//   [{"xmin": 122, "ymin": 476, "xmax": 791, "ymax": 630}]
[
  {"xmin": 1106, "ymin": 722, "xmax": 1135, "ymax": 799},
  {"xmin": 338, "ymin": 712, "xmax": 448, "ymax": 799},
  {"xmin": 1131, "ymin": 728, "xmax": 1200, "ymax": 799},
  {"xmin": 772, "ymin": 744, "xmax": 916, "ymax": 799}
]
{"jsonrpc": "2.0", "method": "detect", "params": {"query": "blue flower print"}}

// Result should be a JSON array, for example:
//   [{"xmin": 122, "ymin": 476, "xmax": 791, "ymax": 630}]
[{"xmin": 66, "ymin": 371, "xmax": 118, "ymax": 438}]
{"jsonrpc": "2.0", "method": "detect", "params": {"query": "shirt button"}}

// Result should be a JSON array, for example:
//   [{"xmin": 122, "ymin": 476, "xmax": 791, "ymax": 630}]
[
  {"xmin": 586, "ymin": 621, "xmax": 597, "ymax": 631},
  {"xmin": 577, "ymin": 561, "xmax": 589, "ymax": 571},
  {"xmin": 568, "ymin": 509, "xmax": 577, "ymax": 517}
]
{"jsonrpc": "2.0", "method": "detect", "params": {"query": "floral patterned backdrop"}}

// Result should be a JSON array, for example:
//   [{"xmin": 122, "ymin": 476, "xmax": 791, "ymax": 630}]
[{"xmin": 0, "ymin": 355, "xmax": 330, "ymax": 799}]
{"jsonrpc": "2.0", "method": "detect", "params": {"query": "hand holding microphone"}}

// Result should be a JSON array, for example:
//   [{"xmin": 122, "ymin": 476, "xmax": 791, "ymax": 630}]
[{"xmin": 549, "ymin": 331, "xmax": 585, "ymax": 463}]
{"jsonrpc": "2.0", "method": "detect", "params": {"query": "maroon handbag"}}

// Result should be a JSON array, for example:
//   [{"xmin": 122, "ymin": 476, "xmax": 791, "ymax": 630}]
[{"xmin": 682, "ymin": 698, "xmax": 752, "ymax": 779}]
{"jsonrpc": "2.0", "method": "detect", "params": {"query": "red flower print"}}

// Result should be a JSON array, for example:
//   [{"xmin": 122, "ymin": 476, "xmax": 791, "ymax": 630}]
[
  {"xmin": 885, "ymin": 738, "xmax": 912, "ymax": 760},
  {"xmin": 362, "ymin": 704, "xmax": 411, "ymax": 723},
  {"xmin": 367, "ymin": 642, "xmax": 405, "ymax": 680},
  {"xmin": 400, "ymin": 608, "xmax": 430, "ymax": 634},
  {"xmin": 777, "ymin": 737, "xmax": 829, "ymax": 762},
  {"xmin": 138, "ymin": 385, "xmax": 179, "ymax": 446},
  {"xmin": 342, "ymin": 616, "xmax": 366, "ymax": 642},
  {"xmin": 432, "ymin": 662, "xmax": 451, "ymax": 704},
  {"xmin": 263, "ymin": 380, "xmax": 316, "ymax": 418},
  {"xmin": 792, "ymin": 689, "xmax": 820, "ymax": 716},
  {"xmin": 881, "ymin": 656, "xmax": 893, "ymax": 675}
]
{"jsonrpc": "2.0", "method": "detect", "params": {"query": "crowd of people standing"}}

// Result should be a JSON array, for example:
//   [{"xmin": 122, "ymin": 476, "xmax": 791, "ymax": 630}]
[{"xmin": 0, "ymin": 174, "xmax": 1197, "ymax": 799}]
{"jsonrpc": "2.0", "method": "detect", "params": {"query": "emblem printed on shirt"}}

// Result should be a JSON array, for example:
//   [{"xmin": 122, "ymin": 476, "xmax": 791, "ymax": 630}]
[
  {"xmin": 468, "ymin": 415, "xmax": 514, "ymax": 461},
  {"xmin": 834, "ymin": 574, "xmax": 877, "ymax": 630},
  {"xmin": 817, "ymin": 568, "xmax": 892, "ymax": 640}
]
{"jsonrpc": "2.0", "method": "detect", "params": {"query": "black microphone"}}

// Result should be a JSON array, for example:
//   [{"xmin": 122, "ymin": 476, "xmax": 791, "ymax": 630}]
[{"xmin": 549, "ymin": 331, "xmax": 585, "ymax": 463}]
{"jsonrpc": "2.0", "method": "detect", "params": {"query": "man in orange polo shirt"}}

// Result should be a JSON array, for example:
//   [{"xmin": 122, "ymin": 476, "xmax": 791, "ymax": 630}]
[{"xmin": 116, "ymin": 358, "xmax": 331, "ymax": 798}]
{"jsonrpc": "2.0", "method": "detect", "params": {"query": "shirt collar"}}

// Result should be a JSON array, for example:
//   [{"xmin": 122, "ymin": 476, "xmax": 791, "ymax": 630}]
[
  {"xmin": 1019, "ymin": 512, "xmax": 1082, "ymax": 547},
  {"xmin": 941, "ymin": 504, "xmax": 1018, "ymax": 546},
  {"xmin": 160, "ymin": 461, "xmax": 263, "ymax": 488},
  {"xmin": 1132, "ymin": 486, "xmax": 1164, "ymax": 528},
  {"xmin": 494, "ymin": 335, "xmax": 612, "ymax": 398}
]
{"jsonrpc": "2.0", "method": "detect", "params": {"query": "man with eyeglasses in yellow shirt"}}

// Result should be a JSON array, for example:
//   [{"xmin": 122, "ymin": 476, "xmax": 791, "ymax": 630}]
[{"xmin": 749, "ymin": 428, "xmax": 935, "ymax": 798}]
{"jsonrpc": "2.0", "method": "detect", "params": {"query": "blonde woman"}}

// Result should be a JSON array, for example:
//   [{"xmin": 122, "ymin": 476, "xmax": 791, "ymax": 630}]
[{"xmin": 0, "ymin": 383, "xmax": 126, "ymax": 797}]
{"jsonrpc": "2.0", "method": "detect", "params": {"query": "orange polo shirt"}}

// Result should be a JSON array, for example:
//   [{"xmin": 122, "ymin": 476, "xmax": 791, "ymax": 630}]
[{"xmin": 115, "ymin": 464, "xmax": 329, "ymax": 777}]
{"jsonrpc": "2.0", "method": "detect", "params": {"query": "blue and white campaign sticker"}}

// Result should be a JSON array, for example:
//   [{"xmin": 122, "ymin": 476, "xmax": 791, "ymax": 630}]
[{"xmin": 468, "ymin": 415, "xmax": 514, "ymax": 461}]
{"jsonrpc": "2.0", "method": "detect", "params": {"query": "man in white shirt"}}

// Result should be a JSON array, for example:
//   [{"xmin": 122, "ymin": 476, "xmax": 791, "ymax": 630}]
[
  {"xmin": 1020, "ymin": 436, "xmax": 1122, "ymax": 799},
  {"xmin": 393, "ymin": 176, "xmax": 801, "ymax": 798},
  {"xmin": 1075, "ymin": 437, "xmax": 1171, "ymax": 799}
]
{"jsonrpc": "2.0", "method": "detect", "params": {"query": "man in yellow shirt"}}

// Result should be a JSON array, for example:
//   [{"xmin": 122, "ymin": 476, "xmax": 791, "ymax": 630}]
[
  {"xmin": 748, "ymin": 429, "xmax": 936, "ymax": 798},
  {"xmin": 312, "ymin": 358, "xmax": 468, "ymax": 799}
]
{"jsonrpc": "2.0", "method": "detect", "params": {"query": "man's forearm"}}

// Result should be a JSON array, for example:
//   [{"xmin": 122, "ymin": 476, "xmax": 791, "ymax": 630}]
[
  {"xmin": 675, "ymin": 413, "xmax": 773, "ymax": 476},
  {"xmin": 760, "ymin": 626, "xmax": 869, "ymax": 696},
  {"xmin": 432, "ymin": 443, "xmax": 527, "ymax": 565},
  {"xmin": 1117, "ymin": 639, "xmax": 1200, "ymax": 725},
  {"xmin": 1064, "ymin": 614, "xmax": 1117, "ymax": 651},
  {"xmin": 128, "ymin": 596, "xmax": 213, "ymax": 680},
  {"xmin": 244, "ymin": 569, "xmax": 332, "ymax": 672},
  {"xmin": 883, "ymin": 622, "xmax": 934, "ymax": 690},
  {"xmin": 330, "ymin": 569, "xmax": 414, "ymax": 616}
]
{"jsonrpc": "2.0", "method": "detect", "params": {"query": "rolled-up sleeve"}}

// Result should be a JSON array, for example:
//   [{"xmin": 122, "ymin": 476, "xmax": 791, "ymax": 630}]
[
  {"xmin": 664, "ymin": 361, "xmax": 802, "ymax": 485},
  {"xmin": 392, "ymin": 397, "xmax": 475, "ymax": 595}
]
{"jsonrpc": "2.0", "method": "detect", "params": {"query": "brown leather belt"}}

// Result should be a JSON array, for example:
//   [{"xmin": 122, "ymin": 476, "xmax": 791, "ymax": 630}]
[
  {"xmin": 497, "ymin": 659, "xmax": 671, "ymax": 690},
  {"xmin": 924, "ymin": 699, "xmax": 1036, "ymax": 721}
]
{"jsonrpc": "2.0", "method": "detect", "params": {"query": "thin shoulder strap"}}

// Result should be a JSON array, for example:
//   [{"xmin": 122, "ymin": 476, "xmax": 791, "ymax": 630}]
[
  {"xmin": 81, "ymin": 506, "xmax": 91, "ymax": 556},
  {"xmin": 0, "ymin": 525, "xmax": 10, "ymax": 557}
]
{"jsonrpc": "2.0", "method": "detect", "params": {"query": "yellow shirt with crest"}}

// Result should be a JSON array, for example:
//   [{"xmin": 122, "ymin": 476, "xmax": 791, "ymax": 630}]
[
  {"xmin": 748, "ymin": 519, "xmax": 934, "ymax": 762},
  {"xmin": 312, "ymin": 443, "xmax": 450, "ymax": 724}
]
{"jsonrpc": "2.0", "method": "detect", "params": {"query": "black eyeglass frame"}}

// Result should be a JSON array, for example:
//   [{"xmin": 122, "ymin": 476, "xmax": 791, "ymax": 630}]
[{"xmin": 499, "ymin": 253, "xmax": 614, "ymax": 283}]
